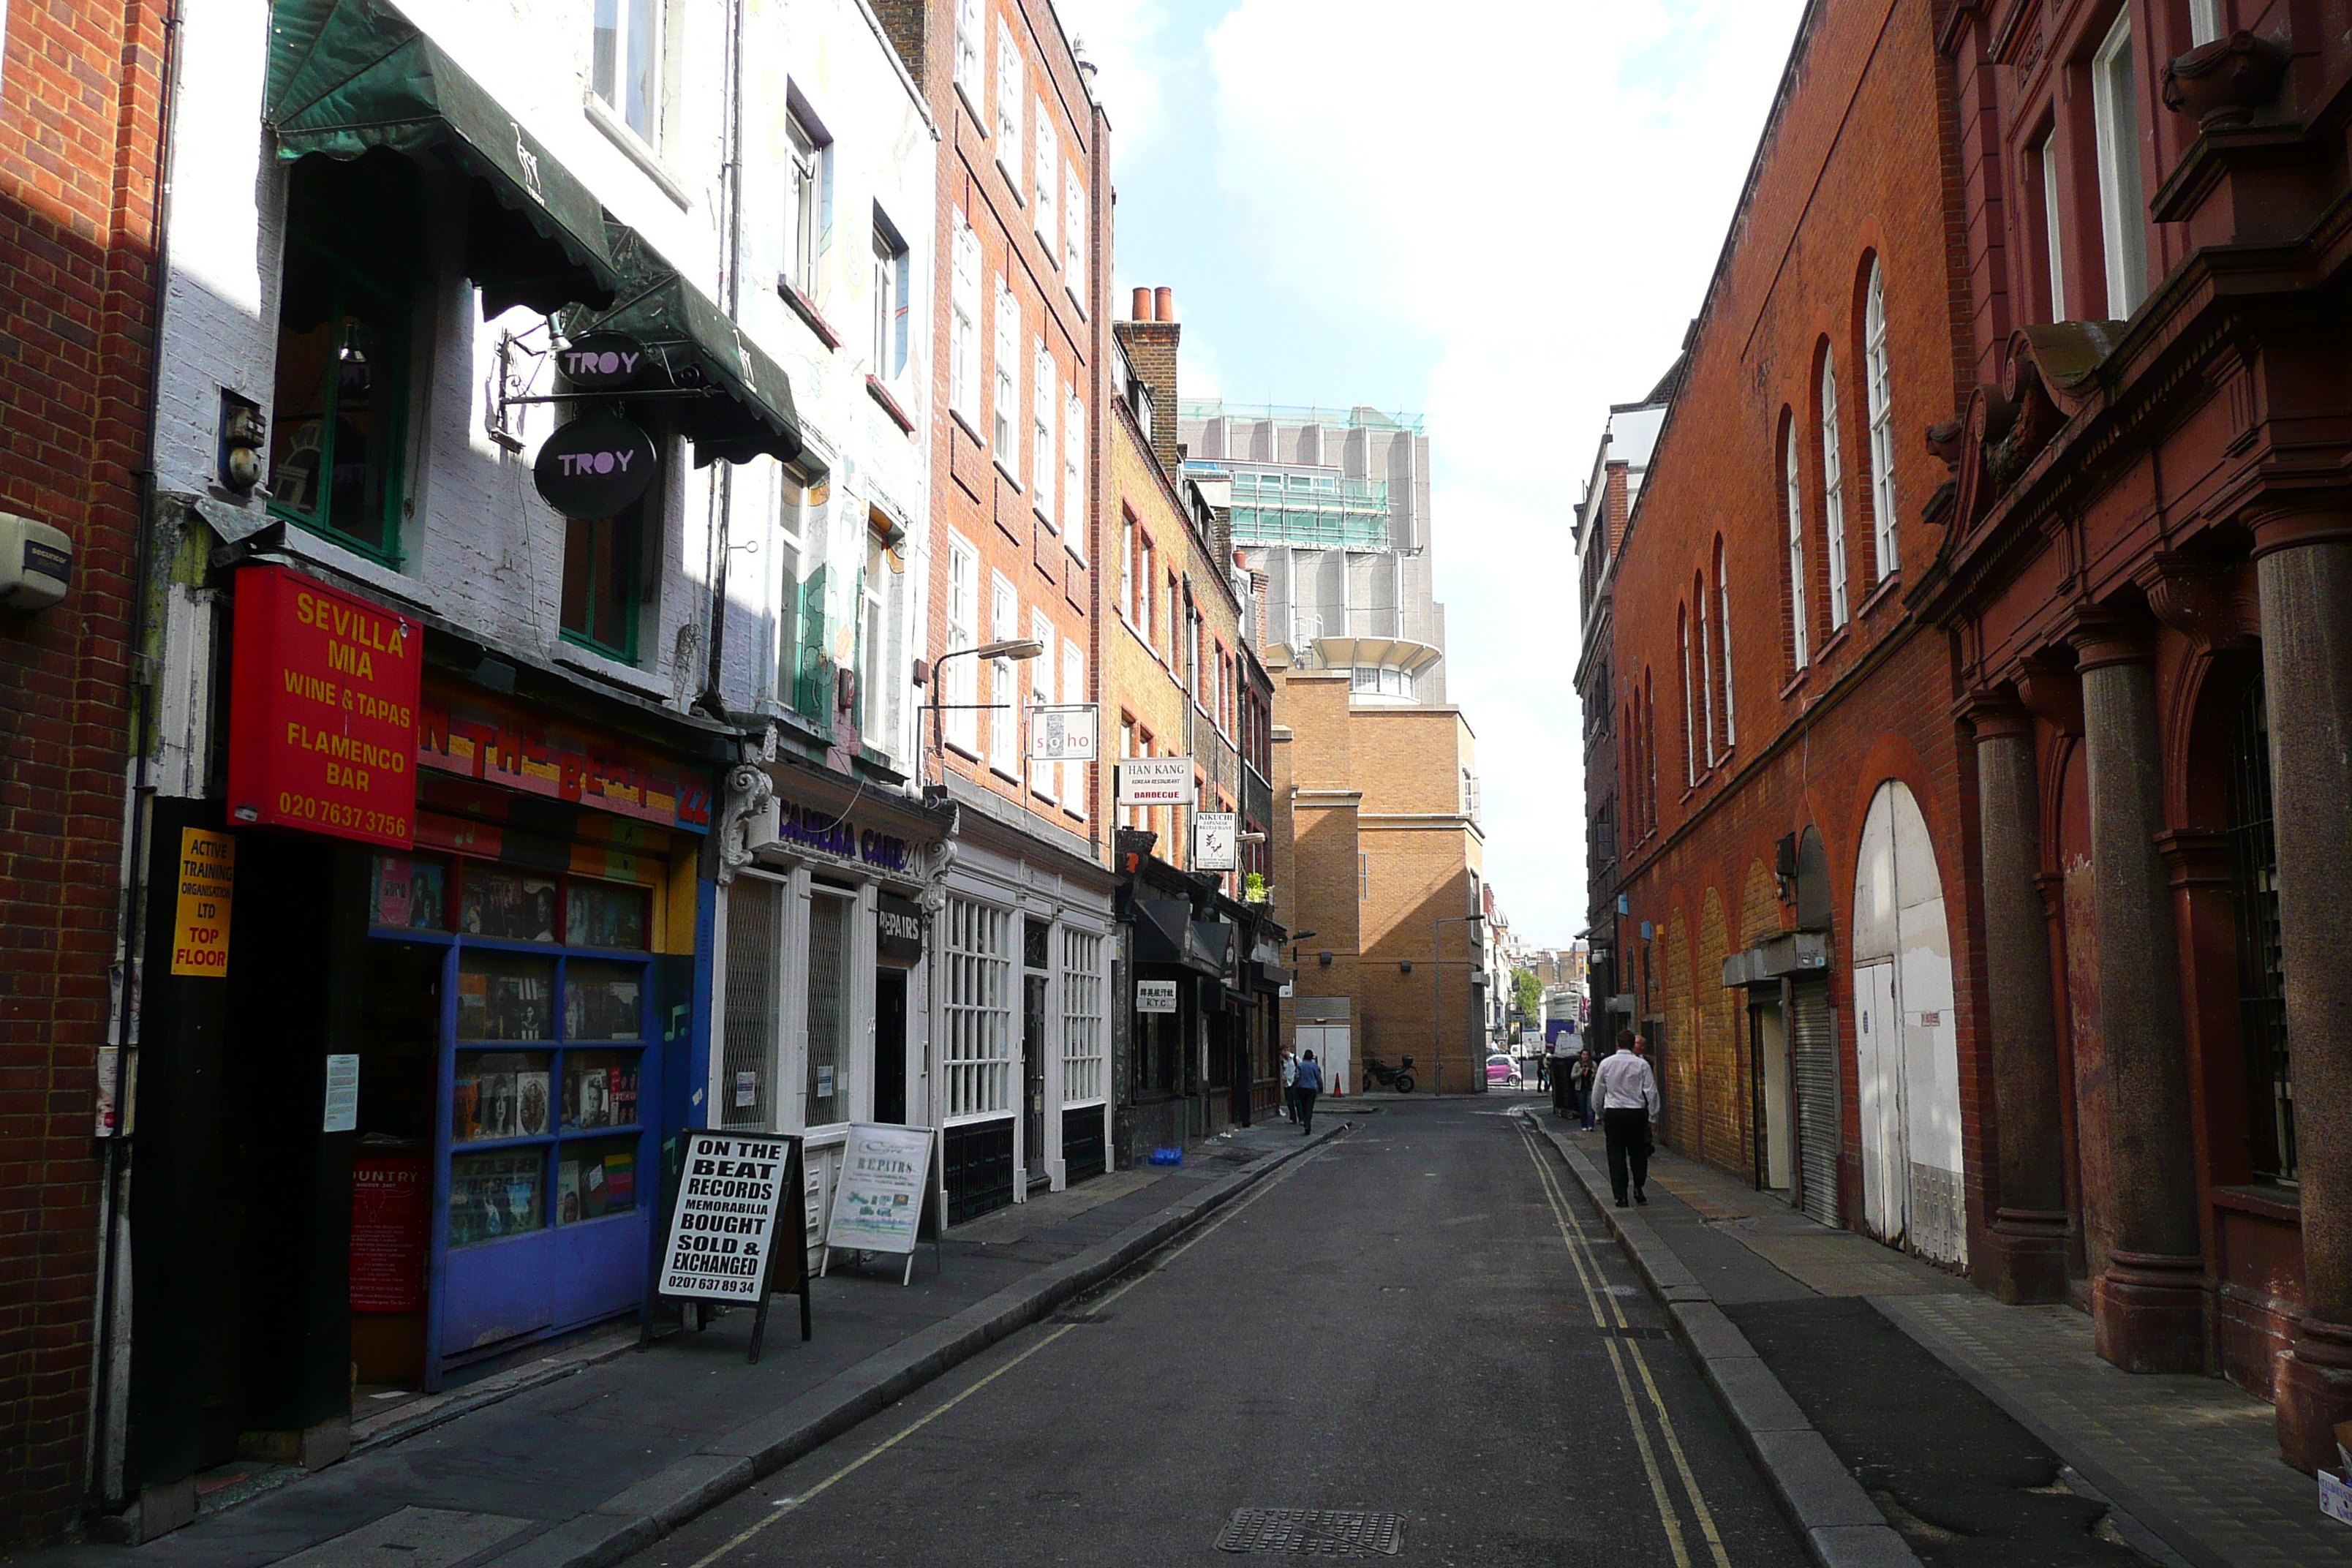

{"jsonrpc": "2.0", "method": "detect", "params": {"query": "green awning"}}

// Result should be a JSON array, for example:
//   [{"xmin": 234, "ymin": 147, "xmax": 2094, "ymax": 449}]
[
  {"xmin": 557, "ymin": 224, "xmax": 804, "ymax": 469},
  {"xmin": 266, "ymin": 0, "xmax": 619, "ymax": 316}
]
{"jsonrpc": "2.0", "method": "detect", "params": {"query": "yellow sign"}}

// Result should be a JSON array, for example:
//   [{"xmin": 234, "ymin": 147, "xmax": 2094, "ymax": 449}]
[{"xmin": 170, "ymin": 827, "xmax": 235, "ymax": 977}]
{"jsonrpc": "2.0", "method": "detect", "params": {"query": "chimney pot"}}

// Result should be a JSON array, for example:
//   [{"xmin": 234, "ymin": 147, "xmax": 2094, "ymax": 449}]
[
  {"xmin": 1131, "ymin": 286, "xmax": 1153, "ymax": 322},
  {"xmin": 1154, "ymin": 286, "xmax": 1175, "ymax": 323}
]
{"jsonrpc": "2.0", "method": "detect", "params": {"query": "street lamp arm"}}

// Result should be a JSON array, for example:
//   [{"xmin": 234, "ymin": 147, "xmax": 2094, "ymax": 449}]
[{"xmin": 927, "ymin": 639, "xmax": 1045, "ymax": 788}]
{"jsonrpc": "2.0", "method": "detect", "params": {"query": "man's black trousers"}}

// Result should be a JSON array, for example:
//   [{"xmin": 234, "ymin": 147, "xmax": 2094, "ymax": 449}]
[{"xmin": 1602, "ymin": 1107, "xmax": 1651, "ymax": 1202}]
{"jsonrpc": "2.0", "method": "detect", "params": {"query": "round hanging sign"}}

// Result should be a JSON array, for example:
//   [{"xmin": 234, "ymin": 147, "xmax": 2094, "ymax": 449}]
[
  {"xmin": 533, "ymin": 409, "xmax": 658, "ymax": 519},
  {"xmin": 554, "ymin": 333, "xmax": 652, "ymax": 392}
]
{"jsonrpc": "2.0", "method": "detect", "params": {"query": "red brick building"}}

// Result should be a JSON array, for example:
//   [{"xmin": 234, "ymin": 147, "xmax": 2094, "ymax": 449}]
[
  {"xmin": 0, "ymin": 0, "xmax": 170, "ymax": 1538},
  {"xmin": 1580, "ymin": 0, "xmax": 1993, "ymax": 1278},
  {"xmin": 1924, "ymin": 0, "xmax": 2352, "ymax": 1467}
]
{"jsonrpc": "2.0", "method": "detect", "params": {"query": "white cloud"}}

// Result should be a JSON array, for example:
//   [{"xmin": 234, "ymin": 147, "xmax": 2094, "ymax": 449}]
[{"xmin": 1050, "ymin": 0, "xmax": 1175, "ymax": 145}]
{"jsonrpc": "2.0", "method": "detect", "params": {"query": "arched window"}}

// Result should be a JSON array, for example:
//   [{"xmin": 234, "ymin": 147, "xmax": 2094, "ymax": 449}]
[
  {"xmin": 1643, "ymin": 666, "xmax": 1658, "ymax": 827},
  {"xmin": 1695, "ymin": 571, "xmax": 1716, "ymax": 769},
  {"xmin": 1864, "ymin": 258, "xmax": 1899, "ymax": 578},
  {"xmin": 1784, "ymin": 423, "xmax": 1809, "ymax": 671},
  {"xmin": 1678, "ymin": 603, "xmax": 1697, "ymax": 785},
  {"xmin": 1819, "ymin": 351, "xmax": 1850, "ymax": 628},
  {"xmin": 1714, "ymin": 537, "xmax": 1736, "ymax": 748}
]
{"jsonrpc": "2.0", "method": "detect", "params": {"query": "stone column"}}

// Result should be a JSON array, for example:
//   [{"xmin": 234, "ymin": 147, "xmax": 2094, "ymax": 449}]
[
  {"xmin": 1969, "ymin": 697, "xmax": 2070, "ymax": 1302},
  {"xmin": 2070, "ymin": 617, "xmax": 2206, "ymax": 1372},
  {"xmin": 2253, "ymin": 514, "xmax": 2352, "ymax": 1470}
]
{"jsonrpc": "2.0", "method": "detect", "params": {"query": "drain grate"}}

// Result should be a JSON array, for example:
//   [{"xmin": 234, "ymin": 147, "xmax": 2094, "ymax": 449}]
[
  {"xmin": 1215, "ymin": 1509, "xmax": 1406, "ymax": 1556},
  {"xmin": 1601, "ymin": 1324, "xmax": 1667, "ymax": 1341}
]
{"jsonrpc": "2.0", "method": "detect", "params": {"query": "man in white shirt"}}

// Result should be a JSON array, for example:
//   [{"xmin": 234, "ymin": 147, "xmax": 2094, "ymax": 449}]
[
  {"xmin": 1592, "ymin": 1030, "xmax": 1661, "ymax": 1207},
  {"xmin": 1280, "ymin": 1047, "xmax": 1300, "ymax": 1123}
]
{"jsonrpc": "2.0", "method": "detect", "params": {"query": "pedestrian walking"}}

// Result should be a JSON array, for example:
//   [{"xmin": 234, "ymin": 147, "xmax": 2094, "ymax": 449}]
[
  {"xmin": 1294, "ymin": 1049, "xmax": 1324, "ymax": 1134},
  {"xmin": 1593, "ymin": 1030, "xmax": 1659, "ymax": 1207},
  {"xmin": 1549, "ymin": 1032, "xmax": 1576, "ymax": 1117},
  {"xmin": 1570, "ymin": 1047, "xmax": 1598, "ymax": 1131},
  {"xmin": 1280, "ymin": 1046, "xmax": 1300, "ymax": 1123}
]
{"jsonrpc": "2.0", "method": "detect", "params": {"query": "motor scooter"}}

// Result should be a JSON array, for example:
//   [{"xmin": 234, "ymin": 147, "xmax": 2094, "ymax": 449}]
[{"xmin": 1360, "ymin": 1054, "xmax": 1416, "ymax": 1094}]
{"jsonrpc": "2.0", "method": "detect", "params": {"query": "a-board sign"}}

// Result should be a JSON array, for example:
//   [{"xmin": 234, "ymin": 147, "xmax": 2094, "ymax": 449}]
[
  {"xmin": 1137, "ymin": 980, "xmax": 1179, "ymax": 1014},
  {"xmin": 658, "ymin": 1131, "xmax": 796, "ymax": 1303},
  {"xmin": 824, "ymin": 1123, "xmax": 937, "ymax": 1254}
]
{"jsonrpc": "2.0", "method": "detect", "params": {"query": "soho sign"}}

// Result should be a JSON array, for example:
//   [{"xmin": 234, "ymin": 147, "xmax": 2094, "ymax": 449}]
[{"xmin": 534, "ymin": 408, "xmax": 658, "ymax": 519}]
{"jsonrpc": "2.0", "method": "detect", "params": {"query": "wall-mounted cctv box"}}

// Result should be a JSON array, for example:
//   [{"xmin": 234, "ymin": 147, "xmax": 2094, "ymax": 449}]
[{"xmin": 0, "ymin": 513, "xmax": 71, "ymax": 610}]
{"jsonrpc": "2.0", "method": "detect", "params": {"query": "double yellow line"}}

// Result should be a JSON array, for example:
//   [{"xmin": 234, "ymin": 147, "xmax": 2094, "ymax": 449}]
[
  {"xmin": 682, "ymin": 1134, "xmax": 1345, "ymax": 1568},
  {"xmin": 1515, "ymin": 1113, "xmax": 1734, "ymax": 1568}
]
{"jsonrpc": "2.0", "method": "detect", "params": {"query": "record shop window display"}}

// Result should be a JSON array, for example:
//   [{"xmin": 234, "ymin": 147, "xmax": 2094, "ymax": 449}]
[{"xmin": 268, "ymin": 154, "xmax": 420, "ymax": 567}]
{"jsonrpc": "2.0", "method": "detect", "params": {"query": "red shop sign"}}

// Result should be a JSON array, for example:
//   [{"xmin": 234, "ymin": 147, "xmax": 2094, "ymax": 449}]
[
  {"xmin": 350, "ymin": 1154, "xmax": 428, "ymax": 1313},
  {"xmin": 226, "ymin": 564, "xmax": 420, "ymax": 848}
]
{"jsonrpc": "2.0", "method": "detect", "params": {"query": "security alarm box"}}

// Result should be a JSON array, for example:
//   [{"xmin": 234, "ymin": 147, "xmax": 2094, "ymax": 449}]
[{"xmin": 0, "ymin": 513, "xmax": 70, "ymax": 610}]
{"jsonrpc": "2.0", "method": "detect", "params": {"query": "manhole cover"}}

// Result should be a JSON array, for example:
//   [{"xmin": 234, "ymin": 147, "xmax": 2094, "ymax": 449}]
[{"xmin": 1216, "ymin": 1509, "xmax": 1406, "ymax": 1556}]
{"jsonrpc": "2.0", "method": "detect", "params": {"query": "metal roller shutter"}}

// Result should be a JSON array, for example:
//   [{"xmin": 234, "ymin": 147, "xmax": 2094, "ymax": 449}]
[{"xmin": 1792, "ymin": 979, "xmax": 1840, "ymax": 1228}]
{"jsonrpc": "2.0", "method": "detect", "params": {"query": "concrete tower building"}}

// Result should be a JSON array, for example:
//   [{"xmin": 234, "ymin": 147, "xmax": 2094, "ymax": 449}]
[{"xmin": 1177, "ymin": 402, "xmax": 1444, "ymax": 705}]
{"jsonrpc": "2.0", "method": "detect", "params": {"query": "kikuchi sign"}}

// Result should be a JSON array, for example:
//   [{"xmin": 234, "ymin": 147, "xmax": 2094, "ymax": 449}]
[{"xmin": 226, "ymin": 564, "xmax": 420, "ymax": 849}]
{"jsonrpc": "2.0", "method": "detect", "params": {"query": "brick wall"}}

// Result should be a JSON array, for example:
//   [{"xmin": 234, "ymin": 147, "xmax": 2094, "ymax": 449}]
[
  {"xmin": 0, "ymin": 0, "xmax": 169, "ymax": 1539},
  {"xmin": 1591, "ymin": 0, "xmax": 1989, "ymax": 1256}
]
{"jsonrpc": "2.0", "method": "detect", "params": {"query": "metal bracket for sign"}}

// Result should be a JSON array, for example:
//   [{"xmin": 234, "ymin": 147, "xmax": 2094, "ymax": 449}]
[{"xmin": 489, "ymin": 328, "xmax": 724, "ymax": 452}]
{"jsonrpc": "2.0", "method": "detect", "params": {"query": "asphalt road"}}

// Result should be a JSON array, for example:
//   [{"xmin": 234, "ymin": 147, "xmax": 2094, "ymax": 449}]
[{"xmin": 621, "ymin": 1096, "xmax": 1813, "ymax": 1567}]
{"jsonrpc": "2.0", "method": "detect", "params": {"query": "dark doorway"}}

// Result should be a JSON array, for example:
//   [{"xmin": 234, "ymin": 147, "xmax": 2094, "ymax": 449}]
[
  {"xmin": 1023, "ymin": 974, "xmax": 1048, "ymax": 1180},
  {"xmin": 874, "ymin": 968, "xmax": 908, "ymax": 1126}
]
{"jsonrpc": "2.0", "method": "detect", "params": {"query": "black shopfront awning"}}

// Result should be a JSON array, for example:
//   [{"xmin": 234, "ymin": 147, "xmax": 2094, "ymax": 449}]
[
  {"xmin": 266, "ymin": 0, "xmax": 620, "ymax": 316},
  {"xmin": 556, "ymin": 224, "xmax": 804, "ymax": 468},
  {"xmin": 1134, "ymin": 900, "xmax": 1221, "ymax": 977}
]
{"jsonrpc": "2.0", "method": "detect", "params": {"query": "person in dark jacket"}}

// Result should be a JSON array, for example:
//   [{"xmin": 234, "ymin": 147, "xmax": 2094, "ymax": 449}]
[{"xmin": 1293, "ymin": 1049, "xmax": 1324, "ymax": 1134}]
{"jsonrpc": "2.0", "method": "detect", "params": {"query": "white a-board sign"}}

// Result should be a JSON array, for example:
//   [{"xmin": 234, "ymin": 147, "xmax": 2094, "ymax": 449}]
[
  {"xmin": 660, "ymin": 1131, "xmax": 794, "ymax": 1300},
  {"xmin": 823, "ymin": 1123, "xmax": 941, "ymax": 1285}
]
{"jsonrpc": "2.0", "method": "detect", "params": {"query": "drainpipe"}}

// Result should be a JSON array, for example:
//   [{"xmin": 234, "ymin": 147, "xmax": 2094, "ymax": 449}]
[
  {"xmin": 90, "ymin": 0, "xmax": 185, "ymax": 1515},
  {"xmin": 698, "ymin": 0, "xmax": 748, "ymax": 719}
]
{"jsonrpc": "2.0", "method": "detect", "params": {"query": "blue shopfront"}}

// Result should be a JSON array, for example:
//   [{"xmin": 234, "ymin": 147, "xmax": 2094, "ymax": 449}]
[{"xmin": 350, "ymin": 678, "xmax": 712, "ymax": 1390}]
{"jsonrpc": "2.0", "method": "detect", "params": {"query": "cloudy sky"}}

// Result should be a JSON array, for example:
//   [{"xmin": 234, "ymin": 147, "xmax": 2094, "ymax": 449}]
[{"xmin": 1057, "ymin": 0, "xmax": 1809, "ymax": 944}]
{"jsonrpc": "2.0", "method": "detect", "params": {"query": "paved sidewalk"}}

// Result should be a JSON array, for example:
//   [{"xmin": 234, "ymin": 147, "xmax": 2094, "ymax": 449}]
[
  {"xmin": 1534, "ymin": 1111, "xmax": 2352, "ymax": 1568},
  {"xmin": 11, "ymin": 1118, "xmax": 1338, "ymax": 1568}
]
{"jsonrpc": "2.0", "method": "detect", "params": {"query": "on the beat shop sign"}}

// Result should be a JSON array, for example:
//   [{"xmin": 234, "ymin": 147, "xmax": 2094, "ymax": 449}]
[{"xmin": 281, "ymin": 590, "xmax": 411, "ymax": 795}]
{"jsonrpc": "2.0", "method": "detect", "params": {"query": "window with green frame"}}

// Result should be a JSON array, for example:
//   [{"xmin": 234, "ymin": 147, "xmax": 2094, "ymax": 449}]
[
  {"xmin": 562, "ymin": 498, "xmax": 646, "ymax": 663},
  {"xmin": 268, "ymin": 165, "xmax": 412, "ymax": 564}
]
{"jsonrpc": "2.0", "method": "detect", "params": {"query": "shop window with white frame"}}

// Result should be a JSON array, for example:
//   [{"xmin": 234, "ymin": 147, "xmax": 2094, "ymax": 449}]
[
  {"xmin": 992, "ymin": 279, "xmax": 1019, "ymax": 459},
  {"xmin": 946, "ymin": 535, "xmax": 979, "ymax": 751},
  {"xmin": 858, "ymin": 520, "xmax": 893, "ymax": 747},
  {"xmin": 995, "ymin": 26, "xmax": 1024, "ymax": 191},
  {"xmin": 1029, "ymin": 610, "xmax": 1056, "ymax": 802},
  {"xmin": 945, "ymin": 898, "xmax": 1013, "ymax": 1118},
  {"xmin": 990, "ymin": 573, "xmax": 1019, "ymax": 772},
  {"xmin": 720, "ymin": 874, "xmax": 783, "ymax": 1128},
  {"xmin": 592, "ymin": 0, "xmax": 664, "ymax": 146},
  {"xmin": 785, "ymin": 111, "xmax": 829, "ymax": 304},
  {"xmin": 2092, "ymin": 10, "xmax": 2149, "ymax": 320},
  {"xmin": 1032, "ymin": 339, "xmax": 1056, "ymax": 522},
  {"xmin": 1063, "ymin": 165, "xmax": 1086, "ymax": 300},
  {"xmin": 872, "ymin": 213, "xmax": 909, "ymax": 380},
  {"xmin": 950, "ymin": 220, "xmax": 983, "ymax": 431},
  {"xmin": 1784, "ymin": 428, "xmax": 1809, "ymax": 671},
  {"xmin": 1060, "ymin": 929, "xmax": 1104, "ymax": 1104},
  {"xmin": 804, "ymin": 886, "xmax": 855, "ymax": 1128},
  {"xmin": 1863, "ymin": 260, "xmax": 1899, "ymax": 580},
  {"xmin": 1819, "ymin": 353, "xmax": 1850, "ymax": 627},
  {"xmin": 1033, "ymin": 100, "xmax": 1058, "ymax": 250}
]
